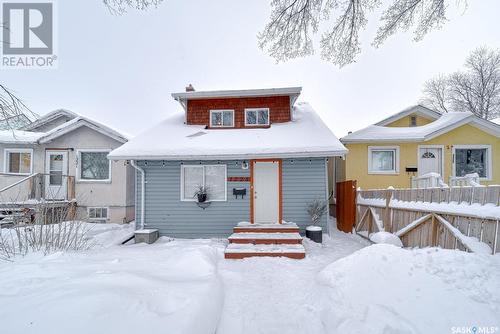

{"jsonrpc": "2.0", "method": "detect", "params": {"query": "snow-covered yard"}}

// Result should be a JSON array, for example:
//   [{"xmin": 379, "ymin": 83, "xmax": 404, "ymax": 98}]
[{"xmin": 1, "ymin": 223, "xmax": 499, "ymax": 334}]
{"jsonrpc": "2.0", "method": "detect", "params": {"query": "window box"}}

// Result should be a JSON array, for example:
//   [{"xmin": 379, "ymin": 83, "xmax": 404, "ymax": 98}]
[
  {"xmin": 77, "ymin": 149, "xmax": 112, "ymax": 182},
  {"xmin": 4, "ymin": 148, "xmax": 33, "ymax": 175},
  {"xmin": 368, "ymin": 146, "xmax": 400, "ymax": 174},
  {"xmin": 181, "ymin": 165, "xmax": 227, "ymax": 201},
  {"xmin": 210, "ymin": 110, "xmax": 234, "ymax": 128},
  {"xmin": 245, "ymin": 108, "xmax": 270, "ymax": 126}
]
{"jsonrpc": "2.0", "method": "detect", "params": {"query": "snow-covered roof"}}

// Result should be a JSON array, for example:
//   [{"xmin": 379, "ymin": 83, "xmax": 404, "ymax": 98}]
[
  {"xmin": 171, "ymin": 87, "xmax": 302, "ymax": 100},
  {"xmin": 375, "ymin": 105, "xmax": 441, "ymax": 126},
  {"xmin": 109, "ymin": 102, "xmax": 347, "ymax": 160},
  {"xmin": 0, "ymin": 109, "xmax": 129, "ymax": 145},
  {"xmin": 0, "ymin": 129, "xmax": 46, "ymax": 144},
  {"xmin": 491, "ymin": 117, "xmax": 500, "ymax": 125},
  {"xmin": 342, "ymin": 111, "xmax": 500, "ymax": 143}
]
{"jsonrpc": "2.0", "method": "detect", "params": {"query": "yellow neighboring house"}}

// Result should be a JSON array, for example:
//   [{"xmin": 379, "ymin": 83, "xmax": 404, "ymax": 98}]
[{"xmin": 340, "ymin": 105, "xmax": 500, "ymax": 189}]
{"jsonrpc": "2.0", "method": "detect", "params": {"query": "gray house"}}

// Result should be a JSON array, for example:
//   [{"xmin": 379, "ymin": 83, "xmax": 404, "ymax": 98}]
[
  {"xmin": 109, "ymin": 87, "xmax": 347, "ymax": 247},
  {"xmin": 0, "ymin": 109, "xmax": 135, "ymax": 224}
]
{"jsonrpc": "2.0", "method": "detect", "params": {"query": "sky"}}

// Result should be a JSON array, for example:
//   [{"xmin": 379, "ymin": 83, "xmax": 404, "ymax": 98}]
[{"xmin": 2, "ymin": 0, "xmax": 500, "ymax": 138}]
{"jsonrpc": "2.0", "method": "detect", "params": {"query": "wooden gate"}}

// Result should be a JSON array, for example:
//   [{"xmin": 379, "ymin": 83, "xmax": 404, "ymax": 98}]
[{"xmin": 336, "ymin": 180, "xmax": 357, "ymax": 233}]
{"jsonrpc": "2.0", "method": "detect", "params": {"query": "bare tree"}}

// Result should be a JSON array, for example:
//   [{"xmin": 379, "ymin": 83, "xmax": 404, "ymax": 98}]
[
  {"xmin": 259, "ymin": 0, "xmax": 458, "ymax": 67},
  {"xmin": 102, "ymin": 0, "xmax": 163, "ymax": 14},
  {"xmin": 0, "ymin": 84, "xmax": 34, "ymax": 131},
  {"xmin": 421, "ymin": 47, "xmax": 500, "ymax": 120},
  {"xmin": 103, "ymin": 0, "xmax": 469, "ymax": 67}
]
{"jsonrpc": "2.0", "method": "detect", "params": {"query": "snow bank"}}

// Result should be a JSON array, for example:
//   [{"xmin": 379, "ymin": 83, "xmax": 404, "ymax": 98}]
[
  {"xmin": 317, "ymin": 244, "xmax": 500, "ymax": 334},
  {"xmin": 0, "ymin": 234, "xmax": 223, "ymax": 334},
  {"xmin": 369, "ymin": 231, "xmax": 403, "ymax": 247}
]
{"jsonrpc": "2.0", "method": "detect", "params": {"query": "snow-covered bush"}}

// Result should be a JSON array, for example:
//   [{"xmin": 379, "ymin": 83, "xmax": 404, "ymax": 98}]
[
  {"xmin": 307, "ymin": 199, "xmax": 327, "ymax": 226},
  {"xmin": 0, "ymin": 202, "xmax": 93, "ymax": 260}
]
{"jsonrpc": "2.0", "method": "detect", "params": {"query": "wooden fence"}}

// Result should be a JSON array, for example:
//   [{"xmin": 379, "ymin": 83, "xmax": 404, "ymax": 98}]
[{"xmin": 356, "ymin": 186, "xmax": 500, "ymax": 254}]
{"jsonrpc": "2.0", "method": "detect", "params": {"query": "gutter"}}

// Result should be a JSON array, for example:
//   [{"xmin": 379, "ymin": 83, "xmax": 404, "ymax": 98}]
[{"xmin": 130, "ymin": 160, "xmax": 145, "ymax": 230}]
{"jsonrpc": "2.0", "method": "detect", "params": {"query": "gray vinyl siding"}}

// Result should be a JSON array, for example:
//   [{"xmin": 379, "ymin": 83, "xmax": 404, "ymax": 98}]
[{"xmin": 136, "ymin": 158, "xmax": 328, "ymax": 238}]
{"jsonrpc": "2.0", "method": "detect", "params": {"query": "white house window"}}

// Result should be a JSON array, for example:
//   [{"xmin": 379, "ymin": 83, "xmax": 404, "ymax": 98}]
[
  {"xmin": 78, "ymin": 150, "xmax": 111, "ymax": 181},
  {"xmin": 368, "ymin": 146, "xmax": 399, "ymax": 174},
  {"xmin": 88, "ymin": 207, "xmax": 108, "ymax": 221},
  {"xmin": 210, "ymin": 110, "xmax": 234, "ymax": 127},
  {"xmin": 245, "ymin": 108, "xmax": 270, "ymax": 126},
  {"xmin": 181, "ymin": 165, "xmax": 227, "ymax": 201},
  {"xmin": 454, "ymin": 146, "xmax": 491, "ymax": 179},
  {"xmin": 5, "ymin": 149, "xmax": 32, "ymax": 174}
]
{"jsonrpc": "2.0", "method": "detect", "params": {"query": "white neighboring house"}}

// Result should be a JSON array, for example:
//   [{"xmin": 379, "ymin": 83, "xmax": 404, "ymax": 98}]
[{"xmin": 0, "ymin": 109, "xmax": 135, "ymax": 224}]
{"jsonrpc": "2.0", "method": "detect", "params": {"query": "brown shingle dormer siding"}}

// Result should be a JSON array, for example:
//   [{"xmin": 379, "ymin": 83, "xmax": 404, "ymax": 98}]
[{"xmin": 186, "ymin": 96, "xmax": 291, "ymax": 128}]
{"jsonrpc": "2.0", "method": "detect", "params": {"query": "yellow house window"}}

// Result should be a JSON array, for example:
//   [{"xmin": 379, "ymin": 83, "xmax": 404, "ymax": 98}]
[{"xmin": 368, "ymin": 146, "xmax": 400, "ymax": 174}]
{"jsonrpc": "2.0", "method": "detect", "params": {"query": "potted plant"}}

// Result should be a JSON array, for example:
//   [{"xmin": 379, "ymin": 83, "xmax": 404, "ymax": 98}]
[
  {"xmin": 193, "ymin": 185, "xmax": 209, "ymax": 203},
  {"xmin": 306, "ymin": 199, "xmax": 327, "ymax": 243}
]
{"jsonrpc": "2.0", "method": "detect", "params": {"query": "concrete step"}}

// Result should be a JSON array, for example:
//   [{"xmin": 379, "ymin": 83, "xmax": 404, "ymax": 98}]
[
  {"xmin": 224, "ymin": 243, "xmax": 306, "ymax": 259},
  {"xmin": 228, "ymin": 232, "xmax": 303, "ymax": 244}
]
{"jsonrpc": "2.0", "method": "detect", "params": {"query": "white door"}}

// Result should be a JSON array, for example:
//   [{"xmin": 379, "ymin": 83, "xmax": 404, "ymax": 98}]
[
  {"xmin": 45, "ymin": 151, "xmax": 68, "ymax": 200},
  {"xmin": 418, "ymin": 147, "xmax": 442, "ymax": 176},
  {"xmin": 253, "ymin": 161, "xmax": 280, "ymax": 224}
]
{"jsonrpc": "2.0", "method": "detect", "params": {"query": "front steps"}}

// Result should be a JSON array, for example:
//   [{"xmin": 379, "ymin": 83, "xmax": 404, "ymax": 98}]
[{"xmin": 224, "ymin": 222, "xmax": 305, "ymax": 259}]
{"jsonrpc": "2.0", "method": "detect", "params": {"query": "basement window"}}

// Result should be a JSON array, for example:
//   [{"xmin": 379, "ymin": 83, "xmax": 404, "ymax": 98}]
[
  {"xmin": 88, "ymin": 207, "xmax": 108, "ymax": 222},
  {"xmin": 210, "ymin": 110, "xmax": 234, "ymax": 128},
  {"xmin": 245, "ymin": 108, "xmax": 270, "ymax": 126}
]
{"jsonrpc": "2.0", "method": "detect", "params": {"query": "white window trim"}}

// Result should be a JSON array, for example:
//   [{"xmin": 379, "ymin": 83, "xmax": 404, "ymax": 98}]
[
  {"xmin": 209, "ymin": 109, "xmax": 234, "ymax": 128},
  {"xmin": 87, "ymin": 206, "xmax": 109, "ymax": 221},
  {"xmin": 417, "ymin": 145, "xmax": 445, "ymax": 177},
  {"xmin": 452, "ymin": 145, "xmax": 492, "ymax": 181},
  {"xmin": 76, "ymin": 149, "xmax": 112, "ymax": 183},
  {"xmin": 180, "ymin": 164, "xmax": 227, "ymax": 202},
  {"xmin": 244, "ymin": 108, "xmax": 270, "ymax": 126},
  {"xmin": 4, "ymin": 148, "xmax": 34, "ymax": 175},
  {"xmin": 368, "ymin": 146, "xmax": 400, "ymax": 175}
]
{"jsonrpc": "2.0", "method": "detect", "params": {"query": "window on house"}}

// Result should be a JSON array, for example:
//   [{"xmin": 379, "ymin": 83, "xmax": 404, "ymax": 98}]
[
  {"xmin": 210, "ymin": 110, "xmax": 234, "ymax": 127},
  {"xmin": 5, "ymin": 149, "xmax": 32, "ymax": 174},
  {"xmin": 181, "ymin": 165, "xmax": 227, "ymax": 201},
  {"xmin": 368, "ymin": 146, "xmax": 399, "ymax": 174},
  {"xmin": 88, "ymin": 207, "xmax": 108, "ymax": 221},
  {"xmin": 410, "ymin": 116, "xmax": 417, "ymax": 127},
  {"xmin": 245, "ymin": 108, "xmax": 270, "ymax": 126},
  {"xmin": 79, "ymin": 151, "xmax": 111, "ymax": 181},
  {"xmin": 454, "ymin": 146, "xmax": 490, "ymax": 178}
]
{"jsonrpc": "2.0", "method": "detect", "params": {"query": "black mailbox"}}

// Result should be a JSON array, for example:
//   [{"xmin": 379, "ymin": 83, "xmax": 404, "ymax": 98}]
[
  {"xmin": 233, "ymin": 188, "xmax": 246, "ymax": 199},
  {"xmin": 406, "ymin": 167, "xmax": 418, "ymax": 172}
]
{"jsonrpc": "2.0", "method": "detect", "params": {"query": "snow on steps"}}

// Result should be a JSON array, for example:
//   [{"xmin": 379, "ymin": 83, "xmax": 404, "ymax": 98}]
[
  {"xmin": 225, "ymin": 222, "xmax": 305, "ymax": 259},
  {"xmin": 228, "ymin": 232, "xmax": 303, "ymax": 244},
  {"xmin": 224, "ymin": 243, "xmax": 306, "ymax": 259}
]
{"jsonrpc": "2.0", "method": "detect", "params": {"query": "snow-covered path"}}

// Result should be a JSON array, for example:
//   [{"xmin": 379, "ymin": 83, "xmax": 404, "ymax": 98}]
[{"xmin": 216, "ymin": 231, "xmax": 369, "ymax": 334}]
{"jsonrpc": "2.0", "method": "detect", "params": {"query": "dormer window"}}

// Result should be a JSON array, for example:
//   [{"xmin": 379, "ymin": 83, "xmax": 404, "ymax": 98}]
[
  {"xmin": 210, "ymin": 110, "xmax": 234, "ymax": 128},
  {"xmin": 245, "ymin": 108, "xmax": 270, "ymax": 126}
]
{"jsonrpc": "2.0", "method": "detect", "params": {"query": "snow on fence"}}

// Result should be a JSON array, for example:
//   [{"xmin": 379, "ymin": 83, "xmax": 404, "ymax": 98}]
[{"xmin": 356, "ymin": 185, "xmax": 500, "ymax": 254}]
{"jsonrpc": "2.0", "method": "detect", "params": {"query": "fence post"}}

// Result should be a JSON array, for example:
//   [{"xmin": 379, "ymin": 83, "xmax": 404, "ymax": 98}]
[
  {"xmin": 431, "ymin": 214, "xmax": 438, "ymax": 246},
  {"xmin": 384, "ymin": 189, "xmax": 393, "ymax": 232}
]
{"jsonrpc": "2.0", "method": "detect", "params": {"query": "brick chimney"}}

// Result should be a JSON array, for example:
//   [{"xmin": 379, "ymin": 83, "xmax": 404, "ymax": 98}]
[{"xmin": 185, "ymin": 84, "xmax": 195, "ymax": 92}]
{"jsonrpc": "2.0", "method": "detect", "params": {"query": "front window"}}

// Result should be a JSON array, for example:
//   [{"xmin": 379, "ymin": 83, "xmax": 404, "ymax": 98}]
[
  {"xmin": 245, "ymin": 108, "xmax": 270, "ymax": 126},
  {"xmin": 455, "ymin": 146, "xmax": 490, "ymax": 178},
  {"xmin": 368, "ymin": 146, "xmax": 399, "ymax": 174},
  {"xmin": 210, "ymin": 110, "xmax": 234, "ymax": 127},
  {"xmin": 5, "ymin": 149, "xmax": 32, "ymax": 174},
  {"xmin": 79, "ymin": 151, "xmax": 111, "ymax": 181},
  {"xmin": 181, "ymin": 165, "xmax": 227, "ymax": 201}
]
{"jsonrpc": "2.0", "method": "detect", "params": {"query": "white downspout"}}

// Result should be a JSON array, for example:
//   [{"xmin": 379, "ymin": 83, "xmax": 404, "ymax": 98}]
[{"xmin": 130, "ymin": 160, "xmax": 145, "ymax": 230}]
